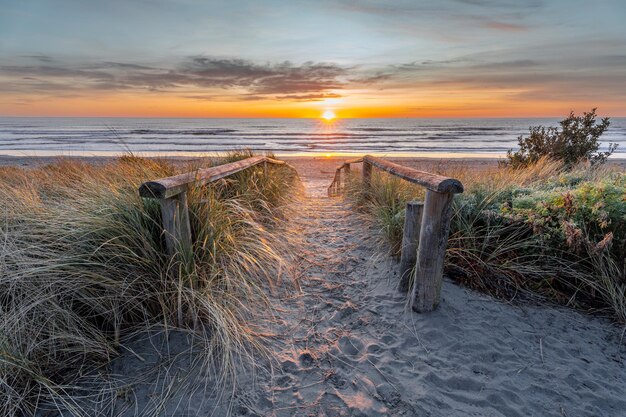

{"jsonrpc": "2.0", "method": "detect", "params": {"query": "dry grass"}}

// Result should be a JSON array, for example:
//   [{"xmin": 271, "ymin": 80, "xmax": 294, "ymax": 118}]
[{"xmin": 0, "ymin": 152, "xmax": 300, "ymax": 416}]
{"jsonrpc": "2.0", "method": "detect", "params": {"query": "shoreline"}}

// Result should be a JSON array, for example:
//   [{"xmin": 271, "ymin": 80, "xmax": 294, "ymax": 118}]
[
  {"xmin": 2, "ymin": 153, "xmax": 625, "ymax": 165},
  {"xmin": 3, "ymin": 154, "xmax": 625, "ymax": 197},
  {"xmin": 4, "ymin": 152, "xmax": 626, "ymax": 416}
]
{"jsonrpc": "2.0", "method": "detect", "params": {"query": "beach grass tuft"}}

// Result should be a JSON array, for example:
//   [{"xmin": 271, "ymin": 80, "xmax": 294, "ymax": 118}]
[{"xmin": 0, "ymin": 152, "xmax": 299, "ymax": 416}]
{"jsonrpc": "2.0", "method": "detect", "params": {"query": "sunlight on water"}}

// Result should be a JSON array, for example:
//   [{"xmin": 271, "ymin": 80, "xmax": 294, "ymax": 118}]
[{"xmin": 0, "ymin": 117, "xmax": 624, "ymax": 158}]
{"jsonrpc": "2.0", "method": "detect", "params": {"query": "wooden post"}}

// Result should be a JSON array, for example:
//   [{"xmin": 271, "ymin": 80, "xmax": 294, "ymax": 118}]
[
  {"xmin": 159, "ymin": 191, "xmax": 192, "ymax": 257},
  {"xmin": 263, "ymin": 160, "xmax": 268, "ymax": 177},
  {"xmin": 344, "ymin": 164, "xmax": 351, "ymax": 191},
  {"xmin": 398, "ymin": 201, "xmax": 424, "ymax": 293},
  {"xmin": 411, "ymin": 190, "xmax": 454, "ymax": 312},
  {"xmin": 337, "ymin": 168, "xmax": 342, "ymax": 190},
  {"xmin": 362, "ymin": 161, "xmax": 372, "ymax": 189}
]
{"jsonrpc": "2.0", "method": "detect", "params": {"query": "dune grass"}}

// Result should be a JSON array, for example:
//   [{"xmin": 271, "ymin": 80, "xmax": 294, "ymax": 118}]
[
  {"xmin": 345, "ymin": 158, "xmax": 626, "ymax": 322},
  {"xmin": 0, "ymin": 152, "xmax": 300, "ymax": 416}
]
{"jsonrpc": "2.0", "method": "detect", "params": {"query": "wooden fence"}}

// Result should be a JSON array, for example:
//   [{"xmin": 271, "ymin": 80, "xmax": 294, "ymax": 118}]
[
  {"xmin": 139, "ymin": 155, "xmax": 290, "ymax": 256},
  {"xmin": 139, "ymin": 154, "xmax": 462, "ymax": 313},
  {"xmin": 327, "ymin": 155, "xmax": 464, "ymax": 312}
]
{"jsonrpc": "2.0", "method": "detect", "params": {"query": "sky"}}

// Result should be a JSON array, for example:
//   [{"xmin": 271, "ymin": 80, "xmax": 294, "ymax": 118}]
[{"xmin": 1, "ymin": 0, "xmax": 625, "ymax": 118}]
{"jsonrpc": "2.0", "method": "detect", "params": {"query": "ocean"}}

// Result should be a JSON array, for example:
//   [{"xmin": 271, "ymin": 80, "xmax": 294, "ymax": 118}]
[{"xmin": 1, "ymin": 117, "xmax": 625, "ymax": 158}]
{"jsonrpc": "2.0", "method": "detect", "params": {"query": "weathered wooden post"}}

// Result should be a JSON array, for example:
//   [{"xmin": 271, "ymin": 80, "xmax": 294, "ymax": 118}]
[
  {"xmin": 337, "ymin": 168, "xmax": 342, "ymax": 190},
  {"xmin": 362, "ymin": 160, "xmax": 372, "ymax": 189},
  {"xmin": 140, "ymin": 155, "xmax": 290, "ymax": 257},
  {"xmin": 326, "ymin": 155, "xmax": 462, "ymax": 311},
  {"xmin": 158, "ymin": 192, "xmax": 193, "ymax": 257},
  {"xmin": 411, "ymin": 190, "xmax": 454, "ymax": 312},
  {"xmin": 399, "ymin": 201, "xmax": 424, "ymax": 293}
]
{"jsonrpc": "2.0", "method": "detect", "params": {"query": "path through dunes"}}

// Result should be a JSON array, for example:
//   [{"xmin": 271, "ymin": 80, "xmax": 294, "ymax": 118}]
[
  {"xmin": 101, "ymin": 173, "xmax": 626, "ymax": 417},
  {"xmin": 227, "ymin": 192, "xmax": 626, "ymax": 417}
]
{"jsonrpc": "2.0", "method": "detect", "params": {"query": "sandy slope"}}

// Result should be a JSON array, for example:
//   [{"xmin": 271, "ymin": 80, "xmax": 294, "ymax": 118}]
[
  {"xmin": 46, "ymin": 161, "xmax": 626, "ymax": 417},
  {"xmin": 222, "ymin": 196, "xmax": 626, "ymax": 417},
  {"xmin": 93, "ymin": 192, "xmax": 626, "ymax": 417}
]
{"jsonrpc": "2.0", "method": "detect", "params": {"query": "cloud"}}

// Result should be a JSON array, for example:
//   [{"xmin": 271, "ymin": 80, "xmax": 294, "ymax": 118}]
[
  {"xmin": 2, "ymin": 48, "xmax": 625, "ymax": 107},
  {"xmin": 452, "ymin": 0, "xmax": 544, "ymax": 9},
  {"xmin": 19, "ymin": 55, "xmax": 55, "ymax": 63},
  {"xmin": 0, "ymin": 56, "xmax": 350, "ymax": 101},
  {"xmin": 273, "ymin": 93, "xmax": 342, "ymax": 101},
  {"xmin": 480, "ymin": 21, "xmax": 528, "ymax": 31},
  {"xmin": 0, "ymin": 64, "xmax": 113, "ymax": 81},
  {"xmin": 371, "ymin": 52, "xmax": 626, "ymax": 103},
  {"xmin": 181, "ymin": 57, "xmax": 347, "ymax": 94},
  {"xmin": 100, "ymin": 62, "xmax": 155, "ymax": 70}
]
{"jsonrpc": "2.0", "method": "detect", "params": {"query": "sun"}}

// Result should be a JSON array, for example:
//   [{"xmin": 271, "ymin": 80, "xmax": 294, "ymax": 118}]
[{"xmin": 321, "ymin": 110, "xmax": 336, "ymax": 121}]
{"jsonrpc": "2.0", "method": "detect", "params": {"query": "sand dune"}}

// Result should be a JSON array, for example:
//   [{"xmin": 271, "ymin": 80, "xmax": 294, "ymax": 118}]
[
  {"xmin": 35, "ymin": 157, "xmax": 626, "ymax": 417},
  {"xmin": 100, "ymin": 191, "xmax": 626, "ymax": 417}
]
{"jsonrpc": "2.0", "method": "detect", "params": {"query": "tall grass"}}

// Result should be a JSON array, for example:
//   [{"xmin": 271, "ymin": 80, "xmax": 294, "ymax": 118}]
[
  {"xmin": 0, "ymin": 152, "xmax": 299, "ymax": 416},
  {"xmin": 346, "ymin": 158, "xmax": 626, "ymax": 321}
]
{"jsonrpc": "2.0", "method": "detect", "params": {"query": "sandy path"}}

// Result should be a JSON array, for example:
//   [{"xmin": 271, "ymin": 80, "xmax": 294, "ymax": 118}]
[
  {"xmin": 81, "ymin": 173, "xmax": 626, "ymax": 417},
  {"xmin": 227, "ymin": 192, "xmax": 626, "ymax": 417}
]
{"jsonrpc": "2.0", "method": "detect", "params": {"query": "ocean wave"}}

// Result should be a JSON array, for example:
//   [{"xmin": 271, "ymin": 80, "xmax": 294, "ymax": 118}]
[
  {"xmin": 129, "ymin": 128, "xmax": 238, "ymax": 135},
  {"xmin": 0, "ymin": 117, "xmax": 624, "ymax": 155}
]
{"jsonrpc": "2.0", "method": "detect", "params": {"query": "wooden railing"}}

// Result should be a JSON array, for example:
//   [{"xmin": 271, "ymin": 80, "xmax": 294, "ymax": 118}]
[
  {"xmin": 327, "ymin": 157, "xmax": 363, "ymax": 197},
  {"xmin": 328, "ymin": 155, "xmax": 464, "ymax": 312},
  {"xmin": 139, "ymin": 156, "xmax": 290, "ymax": 256}
]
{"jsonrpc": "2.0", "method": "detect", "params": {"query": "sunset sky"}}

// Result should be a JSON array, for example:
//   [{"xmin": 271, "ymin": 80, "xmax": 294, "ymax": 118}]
[{"xmin": 1, "ymin": 0, "xmax": 625, "ymax": 118}]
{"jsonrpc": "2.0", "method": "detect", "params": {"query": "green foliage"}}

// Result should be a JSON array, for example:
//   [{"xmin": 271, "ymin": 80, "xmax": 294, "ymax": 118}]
[
  {"xmin": 503, "ymin": 172, "xmax": 626, "ymax": 267},
  {"xmin": 347, "ymin": 161, "xmax": 626, "ymax": 321},
  {"xmin": 506, "ymin": 109, "xmax": 616, "ymax": 168}
]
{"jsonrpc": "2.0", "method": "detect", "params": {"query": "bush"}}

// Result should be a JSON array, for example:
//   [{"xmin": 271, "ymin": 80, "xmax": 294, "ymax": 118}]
[
  {"xmin": 346, "ymin": 160, "xmax": 626, "ymax": 322},
  {"xmin": 506, "ymin": 109, "xmax": 616, "ymax": 168}
]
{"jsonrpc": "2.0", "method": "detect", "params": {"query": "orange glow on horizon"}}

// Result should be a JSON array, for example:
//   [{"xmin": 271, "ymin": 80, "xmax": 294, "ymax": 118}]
[{"xmin": 1, "ymin": 88, "xmax": 625, "ymax": 118}]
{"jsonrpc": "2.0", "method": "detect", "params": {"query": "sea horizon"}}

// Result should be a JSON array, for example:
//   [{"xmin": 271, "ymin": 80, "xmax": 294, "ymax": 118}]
[{"xmin": 2, "ymin": 116, "xmax": 626, "ymax": 158}]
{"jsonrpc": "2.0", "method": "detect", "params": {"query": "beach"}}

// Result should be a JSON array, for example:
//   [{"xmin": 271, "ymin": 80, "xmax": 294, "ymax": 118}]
[
  {"xmin": 4, "ymin": 154, "xmax": 624, "ymax": 416},
  {"xmin": 100, "ymin": 168, "xmax": 626, "ymax": 416},
  {"xmin": 3, "ymin": 153, "xmax": 624, "ymax": 196},
  {"xmin": 5, "ymin": 0, "xmax": 626, "ymax": 414}
]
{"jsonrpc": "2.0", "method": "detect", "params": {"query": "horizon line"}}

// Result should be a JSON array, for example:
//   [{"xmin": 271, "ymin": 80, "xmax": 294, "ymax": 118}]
[{"xmin": 3, "ymin": 115, "xmax": 626, "ymax": 119}]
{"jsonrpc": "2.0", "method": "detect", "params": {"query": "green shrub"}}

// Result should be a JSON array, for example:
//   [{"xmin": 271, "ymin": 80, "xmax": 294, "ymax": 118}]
[
  {"xmin": 506, "ymin": 109, "xmax": 616, "ymax": 168},
  {"xmin": 346, "ymin": 161, "xmax": 626, "ymax": 321}
]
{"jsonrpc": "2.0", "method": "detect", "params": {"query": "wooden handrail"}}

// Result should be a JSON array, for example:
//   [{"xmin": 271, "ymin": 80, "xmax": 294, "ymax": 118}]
[
  {"xmin": 343, "ymin": 157, "xmax": 364, "ymax": 165},
  {"xmin": 327, "ymin": 155, "xmax": 463, "ymax": 196},
  {"xmin": 139, "ymin": 155, "xmax": 294, "ymax": 257},
  {"xmin": 140, "ymin": 156, "xmax": 286, "ymax": 199},
  {"xmin": 363, "ymin": 155, "xmax": 463, "ymax": 194},
  {"xmin": 327, "ymin": 157, "xmax": 363, "ymax": 196},
  {"xmin": 326, "ymin": 155, "xmax": 464, "ymax": 313}
]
